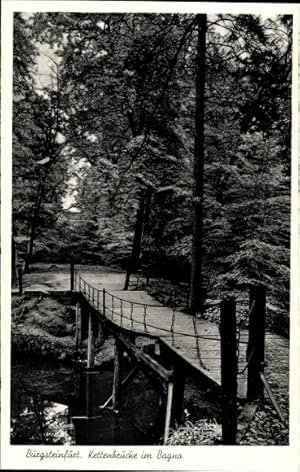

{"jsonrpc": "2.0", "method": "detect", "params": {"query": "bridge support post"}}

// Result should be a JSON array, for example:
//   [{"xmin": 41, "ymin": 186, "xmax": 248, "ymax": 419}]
[
  {"xmin": 18, "ymin": 267, "xmax": 23, "ymax": 295},
  {"xmin": 70, "ymin": 261, "xmax": 75, "ymax": 292},
  {"xmin": 220, "ymin": 297, "xmax": 237, "ymax": 445},
  {"xmin": 163, "ymin": 369, "xmax": 185, "ymax": 445},
  {"xmin": 247, "ymin": 286, "xmax": 266, "ymax": 401},
  {"xmin": 96, "ymin": 319, "xmax": 105, "ymax": 347},
  {"xmin": 75, "ymin": 302, "xmax": 82, "ymax": 348},
  {"xmin": 87, "ymin": 312, "xmax": 95, "ymax": 369},
  {"xmin": 102, "ymin": 289, "xmax": 106, "ymax": 317},
  {"xmin": 163, "ymin": 381, "xmax": 174, "ymax": 445},
  {"xmin": 112, "ymin": 338, "xmax": 124, "ymax": 412},
  {"xmin": 171, "ymin": 363, "xmax": 185, "ymax": 425}
]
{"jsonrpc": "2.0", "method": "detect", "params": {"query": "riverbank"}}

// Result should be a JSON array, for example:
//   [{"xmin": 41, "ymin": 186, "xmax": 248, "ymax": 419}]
[
  {"xmin": 11, "ymin": 291, "xmax": 224, "ymax": 445},
  {"xmin": 11, "ymin": 266, "xmax": 289, "ymax": 446}
]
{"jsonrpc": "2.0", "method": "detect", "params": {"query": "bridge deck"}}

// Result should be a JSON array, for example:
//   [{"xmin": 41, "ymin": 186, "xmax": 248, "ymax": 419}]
[{"xmin": 77, "ymin": 276, "xmax": 249, "ymax": 399}]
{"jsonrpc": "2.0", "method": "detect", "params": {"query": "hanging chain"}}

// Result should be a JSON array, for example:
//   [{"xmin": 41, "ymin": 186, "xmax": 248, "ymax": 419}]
[
  {"xmin": 120, "ymin": 300, "xmax": 123, "ymax": 326},
  {"xmin": 130, "ymin": 302, "xmax": 134, "ymax": 329},
  {"xmin": 143, "ymin": 305, "xmax": 148, "ymax": 333},
  {"xmin": 111, "ymin": 296, "xmax": 114, "ymax": 320},
  {"xmin": 237, "ymin": 347, "xmax": 254, "ymax": 375},
  {"xmin": 192, "ymin": 313, "xmax": 204, "ymax": 368},
  {"xmin": 171, "ymin": 308, "xmax": 176, "ymax": 346}
]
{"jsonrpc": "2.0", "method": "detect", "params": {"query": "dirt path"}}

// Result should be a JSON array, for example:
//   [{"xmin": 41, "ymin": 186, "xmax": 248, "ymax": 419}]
[{"xmin": 14, "ymin": 263, "xmax": 126, "ymax": 292}]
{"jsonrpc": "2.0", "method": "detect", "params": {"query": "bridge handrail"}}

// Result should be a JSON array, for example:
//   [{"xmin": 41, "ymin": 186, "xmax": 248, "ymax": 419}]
[
  {"xmin": 104, "ymin": 304, "xmax": 227, "ymax": 341},
  {"xmin": 105, "ymin": 289, "xmax": 162, "ymax": 307},
  {"xmin": 75, "ymin": 272, "xmax": 252, "ymax": 344}
]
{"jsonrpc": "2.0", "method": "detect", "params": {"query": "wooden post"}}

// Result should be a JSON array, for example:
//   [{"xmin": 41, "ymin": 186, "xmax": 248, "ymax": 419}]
[
  {"xmin": 163, "ymin": 381, "xmax": 174, "ymax": 445},
  {"xmin": 112, "ymin": 338, "xmax": 123, "ymax": 412},
  {"xmin": 247, "ymin": 286, "xmax": 266, "ymax": 401},
  {"xmin": 171, "ymin": 363, "xmax": 185, "ymax": 425},
  {"xmin": 85, "ymin": 370, "xmax": 91, "ymax": 417},
  {"xmin": 87, "ymin": 312, "xmax": 95, "ymax": 369},
  {"xmin": 103, "ymin": 289, "xmax": 106, "ymax": 317},
  {"xmin": 18, "ymin": 267, "xmax": 23, "ymax": 295},
  {"xmin": 75, "ymin": 302, "xmax": 82, "ymax": 348},
  {"xmin": 220, "ymin": 297, "xmax": 237, "ymax": 445},
  {"xmin": 70, "ymin": 261, "xmax": 74, "ymax": 292},
  {"xmin": 96, "ymin": 319, "xmax": 105, "ymax": 346},
  {"xmin": 186, "ymin": 286, "xmax": 190, "ymax": 311}
]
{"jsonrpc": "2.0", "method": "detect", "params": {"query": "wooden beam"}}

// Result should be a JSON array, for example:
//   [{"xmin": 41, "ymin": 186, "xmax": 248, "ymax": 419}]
[
  {"xmin": 75, "ymin": 302, "xmax": 82, "ymax": 348},
  {"xmin": 96, "ymin": 319, "xmax": 105, "ymax": 347},
  {"xmin": 87, "ymin": 312, "xmax": 95, "ymax": 369},
  {"xmin": 247, "ymin": 286, "xmax": 266, "ymax": 401},
  {"xmin": 259, "ymin": 371, "xmax": 286, "ymax": 424},
  {"xmin": 171, "ymin": 362, "xmax": 185, "ymax": 425},
  {"xmin": 220, "ymin": 297, "xmax": 237, "ymax": 445},
  {"xmin": 112, "ymin": 338, "xmax": 124, "ymax": 411},
  {"xmin": 70, "ymin": 261, "xmax": 75, "ymax": 292},
  {"xmin": 163, "ymin": 381, "xmax": 174, "ymax": 445},
  {"xmin": 99, "ymin": 366, "xmax": 139, "ymax": 410},
  {"xmin": 116, "ymin": 333, "xmax": 173, "ymax": 382},
  {"xmin": 236, "ymin": 400, "xmax": 259, "ymax": 444}
]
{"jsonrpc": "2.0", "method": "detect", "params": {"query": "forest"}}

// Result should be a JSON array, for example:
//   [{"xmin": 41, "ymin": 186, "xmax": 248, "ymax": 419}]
[{"xmin": 12, "ymin": 12, "xmax": 291, "ymax": 334}]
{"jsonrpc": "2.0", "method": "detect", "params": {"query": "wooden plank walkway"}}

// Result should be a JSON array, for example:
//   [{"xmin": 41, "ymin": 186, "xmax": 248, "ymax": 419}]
[{"xmin": 76, "ymin": 274, "xmax": 249, "ymax": 399}]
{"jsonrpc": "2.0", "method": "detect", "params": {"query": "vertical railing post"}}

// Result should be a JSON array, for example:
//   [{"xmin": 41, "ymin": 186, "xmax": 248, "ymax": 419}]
[
  {"xmin": 103, "ymin": 289, "xmax": 106, "ymax": 317},
  {"xmin": 247, "ymin": 286, "xmax": 266, "ymax": 401},
  {"xmin": 220, "ymin": 297, "xmax": 237, "ymax": 445},
  {"xmin": 87, "ymin": 312, "xmax": 95, "ymax": 369},
  {"xmin": 70, "ymin": 261, "xmax": 74, "ymax": 292},
  {"xmin": 97, "ymin": 290, "xmax": 100, "ymax": 310},
  {"xmin": 18, "ymin": 267, "xmax": 23, "ymax": 295}
]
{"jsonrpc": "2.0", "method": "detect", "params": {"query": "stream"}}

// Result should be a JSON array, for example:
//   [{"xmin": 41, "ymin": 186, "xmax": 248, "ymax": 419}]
[{"xmin": 11, "ymin": 358, "xmax": 164, "ymax": 445}]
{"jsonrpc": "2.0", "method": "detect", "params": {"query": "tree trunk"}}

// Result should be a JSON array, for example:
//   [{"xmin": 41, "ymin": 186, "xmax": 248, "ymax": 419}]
[
  {"xmin": 24, "ymin": 181, "xmax": 44, "ymax": 272},
  {"xmin": 124, "ymin": 190, "xmax": 145, "ymax": 290},
  {"xmin": 189, "ymin": 14, "xmax": 207, "ymax": 315},
  {"xmin": 11, "ymin": 235, "xmax": 18, "ymax": 288}
]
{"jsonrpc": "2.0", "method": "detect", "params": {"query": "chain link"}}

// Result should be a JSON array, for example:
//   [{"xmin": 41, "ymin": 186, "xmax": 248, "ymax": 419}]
[
  {"xmin": 143, "ymin": 305, "xmax": 148, "ymax": 333},
  {"xmin": 130, "ymin": 302, "xmax": 134, "ymax": 329},
  {"xmin": 171, "ymin": 308, "xmax": 176, "ymax": 345},
  {"xmin": 120, "ymin": 300, "xmax": 123, "ymax": 326},
  {"xmin": 192, "ymin": 314, "xmax": 204, "ymax": 368}
]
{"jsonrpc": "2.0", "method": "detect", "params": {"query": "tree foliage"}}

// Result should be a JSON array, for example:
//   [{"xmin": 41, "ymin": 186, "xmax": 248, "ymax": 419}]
[{"xmin": 13, "ymin": 12, "xmax": 291, "ymax": 329}]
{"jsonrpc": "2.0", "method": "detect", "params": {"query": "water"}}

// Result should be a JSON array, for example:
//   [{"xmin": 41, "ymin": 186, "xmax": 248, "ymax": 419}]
[{"xmin": 11, "ymin": 358, "xmax": 164, "ymax": 445}]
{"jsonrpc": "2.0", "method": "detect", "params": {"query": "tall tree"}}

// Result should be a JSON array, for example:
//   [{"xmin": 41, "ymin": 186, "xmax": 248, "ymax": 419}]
[{"xmin": 189, "ymin": 14, "xmax": 207, "ymax": 314}]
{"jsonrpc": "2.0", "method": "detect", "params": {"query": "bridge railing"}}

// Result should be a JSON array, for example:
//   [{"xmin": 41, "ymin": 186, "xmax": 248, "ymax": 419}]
[
  {"xmin": 74, "ymin": 270, "xmax": 223, "ymax": 344},
  {"xmin": 74, "ymin": 271, "xmax": 269, "ymax": 379},
  {"xmin": 73, "ymin": 268, "xmax": 287, "ymax": 444}
]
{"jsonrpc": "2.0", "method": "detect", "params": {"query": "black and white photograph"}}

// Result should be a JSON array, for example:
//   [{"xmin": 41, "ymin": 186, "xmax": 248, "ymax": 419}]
[{"xmin": 1, "ymin": 1, "xmax": 299, "ymax": 471}]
